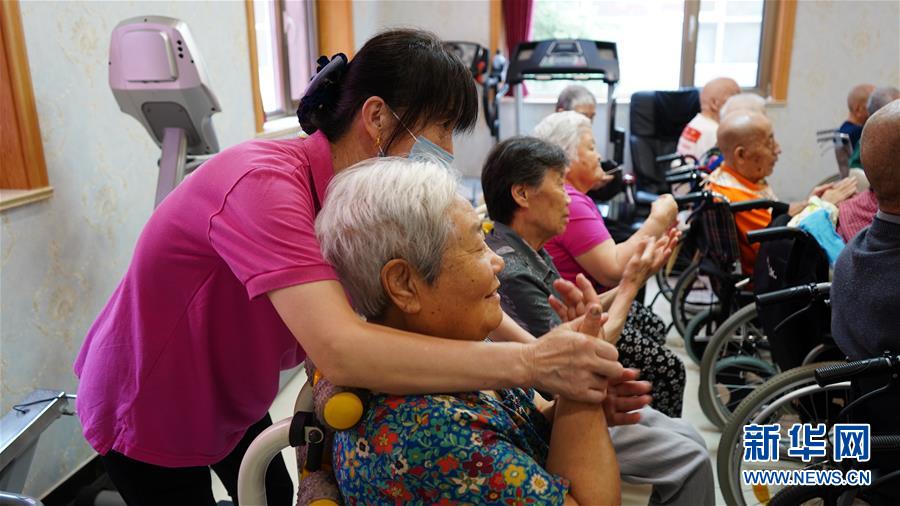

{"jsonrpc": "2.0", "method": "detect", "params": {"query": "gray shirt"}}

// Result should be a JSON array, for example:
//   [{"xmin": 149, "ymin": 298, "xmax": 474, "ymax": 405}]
[
  {"xmin": 831, "ymin": 211, "xmax": 900, "ymax": 360},
  {"xmin": 486, "ymin": 222, "xmax": 563, "ymax": 337}
]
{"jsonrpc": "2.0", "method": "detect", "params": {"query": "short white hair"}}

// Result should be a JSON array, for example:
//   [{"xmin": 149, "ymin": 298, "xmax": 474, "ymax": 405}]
[
  {"xmin": 556, "ymin": 84, "xmax": 597, "ymax": 111},
  {"xmin": 719, "ymin": 93, "xmax": 766, "ymax": 120},
  {"xmin": 316, "ymin": 157, "xmax": 459, "ymax": 319},
  {"xmin": 532, "ymin": 111, "xmax": 592, "ymax": 162}
]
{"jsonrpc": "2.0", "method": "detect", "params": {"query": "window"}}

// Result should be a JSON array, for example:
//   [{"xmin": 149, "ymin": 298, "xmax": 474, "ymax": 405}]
[
  {"xmin": 531, "ymin": 0, "xmax": 685, "ymax": 99},
  {"xmin": 530, "ymin": 0, "xmax": 791, "ymax": 99},
  {"xmin": 693, "ymin": 0, "xmax": 764, "ymax": 87},
  {"xmin": 1, "ymin": 0, "xmax": 52, "ymax": 211},
  {"xmin": 245, "ymin": 0, "xmax": 317, "ymax": 131}
]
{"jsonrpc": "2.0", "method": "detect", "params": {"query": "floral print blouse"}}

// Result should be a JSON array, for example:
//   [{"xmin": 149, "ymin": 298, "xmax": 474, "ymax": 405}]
[{"xmin": 333, "ymin": 388, "xmax": 569, "ymax": 505}]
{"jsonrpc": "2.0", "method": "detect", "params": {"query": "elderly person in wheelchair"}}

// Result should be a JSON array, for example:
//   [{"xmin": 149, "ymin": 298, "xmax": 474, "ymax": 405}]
[
  {"xmin": 312, "ymin": 156, "xmax": 669, "ymax": 504},
  {"xmin": 481, "ymin": 136, "xmax": 714, "ymax": 506},
  {"xmin": 532, "ymin": 111, "xmax": 687, "ymax": 418},
  {"xmin": 707, "ymin": 112, "xmax": 857, "ymax": 276}
]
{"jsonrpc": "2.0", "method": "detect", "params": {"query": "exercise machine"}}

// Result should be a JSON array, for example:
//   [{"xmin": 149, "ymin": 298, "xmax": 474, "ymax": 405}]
[
  {"xmin": 506, "ymin": 39, "xmax": 625, "ymax": 165},
  {"xmin": 109, "ymin": 15, "xmax": 221, "ymax": 208}
]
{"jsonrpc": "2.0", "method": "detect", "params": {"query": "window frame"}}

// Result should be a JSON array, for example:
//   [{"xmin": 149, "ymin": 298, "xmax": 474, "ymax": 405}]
[
  {"xmin": 245, "ymin": 0, "xmax": 319, "ymax": 133},
  {"xmin": 680, "ymin": 0, "xmax": 795, "ymax": 98},
  {"xmin": 1, "ymin": 0, "xmax": 53, "ymax": 211}
]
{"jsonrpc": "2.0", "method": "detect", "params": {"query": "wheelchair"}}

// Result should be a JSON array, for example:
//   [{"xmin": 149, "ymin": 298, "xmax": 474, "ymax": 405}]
[
  {"xmin": 715, "ymin": 285, "xmax": 900, "ymax": 505},
  {"xmin": 668, "ymin": 191, "xmax": 790, "ymax": 363},
  {"xmin": 698, "ymin": 227, "xmax": 832, "ymax": 428},
  {"xmin": 767, "ymin": 355, "xmax": 900, "ymax": 505},
  {"xmin": 718, "ymin": 351, "xmax": 900, "ymax": 505}
]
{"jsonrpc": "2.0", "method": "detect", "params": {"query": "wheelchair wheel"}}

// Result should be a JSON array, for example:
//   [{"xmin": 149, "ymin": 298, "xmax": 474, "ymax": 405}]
[
  {"xmin": 699, "ymin": 304, "xmax": 777, "ymax": 429},
  {"xmin": 670, "ymin": 262, "xmax": 719, "ymax": 337},
  {"xmin": 717, "ymin": 362, "xmax": 849, "ymax": 506},
  {"xmin": 683, "ymin": 308, "xmax": 721, "ymax": 365},
  {"xmin": 653, "ymin": 240, "xmax": 695, "ymax": 303}
]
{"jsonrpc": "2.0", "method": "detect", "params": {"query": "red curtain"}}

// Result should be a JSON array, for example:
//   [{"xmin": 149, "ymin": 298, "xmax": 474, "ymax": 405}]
[{"xmin": 502, "ymin": 0, "xmax": 534, "ymax": 96}]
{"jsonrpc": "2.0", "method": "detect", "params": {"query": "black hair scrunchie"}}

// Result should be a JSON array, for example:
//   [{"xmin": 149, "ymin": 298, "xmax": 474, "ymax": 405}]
[{"xmin": 297, "ymin": 53, "xmax": 348, "ymax": 133}]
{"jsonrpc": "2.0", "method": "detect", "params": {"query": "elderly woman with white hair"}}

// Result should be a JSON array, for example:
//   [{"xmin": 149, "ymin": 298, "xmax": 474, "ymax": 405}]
[
  {"xmin": 318, "ymin": 157, "xmax": 657, "ymax": 504},
  {"xmin": 534, "ymin": 111, "xmax": 687, "ymax": 417}
]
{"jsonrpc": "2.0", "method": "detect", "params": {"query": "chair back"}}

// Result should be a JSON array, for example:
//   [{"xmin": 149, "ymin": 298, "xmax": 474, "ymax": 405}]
[{"xmin": 629, "ymin": 89, "xmax": 700, "ymax": 193}]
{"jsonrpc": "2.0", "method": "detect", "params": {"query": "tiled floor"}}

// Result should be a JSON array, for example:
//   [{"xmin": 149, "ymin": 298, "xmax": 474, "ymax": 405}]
[{"xmin": 215, "ymin": 277, "xmax": 727, "ymax": 505}]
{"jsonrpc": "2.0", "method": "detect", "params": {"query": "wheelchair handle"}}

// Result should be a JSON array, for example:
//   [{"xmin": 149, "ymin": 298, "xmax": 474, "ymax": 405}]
[
  {"xmin": 674, "ymin": 190, "xmax": 713, "ymax": 207},
  {"xmin": 729, "ymin": 198, "xmax": 789, "ymax": 214},
  {"xmin": 815, "ymin": 355, "xmax": 899, "ymax": 387},
  {"xmin": 871, "ymin": 435, "xmax": 900, "ymax": 451},
  {"xmin": 665, "ymin": 171, "xmax": 702, "ymax": 185},
  {"xmin": 756, "ymin": 282, "xmax": 830, "ymax": 306},
  {"xmin": 747, "ymin": 226, "xmax": 809, "ymax": 244},
  {"xmin": 656, "ymin": 152, "xmax": 697, "ymax": 164},
  {"xmin": 665, "ymin": 166, "xmax": 701, "ymax": 178}
]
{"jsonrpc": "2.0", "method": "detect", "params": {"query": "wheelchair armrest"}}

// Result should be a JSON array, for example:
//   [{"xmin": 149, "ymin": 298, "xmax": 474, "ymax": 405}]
[
  {"xmin": 746, "ymin": 226, "xmax": 809, "ymax": 244},
  {"xmin": 729, "ymin": 199, "xmax": 789, "ymax": 214},
  {"xmin": 635, "ymin": 190, "xmax": 659, "ymax": 206},
  {"xmin": 238, "ymin": 417, "xmax": 292, "ymax": 506}
]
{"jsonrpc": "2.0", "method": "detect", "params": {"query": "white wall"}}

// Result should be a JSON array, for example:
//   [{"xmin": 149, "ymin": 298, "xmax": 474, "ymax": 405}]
[
  {"xmin": 1, "ymin": 1, "xmax": 254, "ymax": 497},
  {"xmin": 766, "ymin": 0, "xmax": 900, "ymax": 201}
]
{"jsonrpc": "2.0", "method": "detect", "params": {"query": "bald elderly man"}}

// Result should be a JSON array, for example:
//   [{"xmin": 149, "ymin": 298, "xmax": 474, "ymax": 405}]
[
  {"xmin": 676, "ymin": 77, "xmax": 740, "ymax": 159},
  {"xmin": 838, "ymin": 83, "xmax": 875, "ymax": 149},
  {"xmin": 832, "ymin": 100, "xmax": 900, "ymax": 361},
  {"xmin": 706, "ymin": 112, "xmax": 855, "ymax": 274}
]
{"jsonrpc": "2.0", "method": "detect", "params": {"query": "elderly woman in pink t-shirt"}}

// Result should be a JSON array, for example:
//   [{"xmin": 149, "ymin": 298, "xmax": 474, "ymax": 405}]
[
  {"xmin": 74, "ymin": 31, "xmax": 623, "ymax": 504},
  {"xmin": 534, "ymin": 111, "xmax": 687, "ymax": 417}
]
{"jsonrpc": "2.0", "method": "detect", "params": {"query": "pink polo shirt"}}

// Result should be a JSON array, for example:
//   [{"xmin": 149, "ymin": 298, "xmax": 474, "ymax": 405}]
[
  {"xmin": 73, "ymin": 131, "xmax": 339, "ymax": 467},
  {"xmin": 545, "ymin": 185, "xmax": 612, "ymax": 286}
]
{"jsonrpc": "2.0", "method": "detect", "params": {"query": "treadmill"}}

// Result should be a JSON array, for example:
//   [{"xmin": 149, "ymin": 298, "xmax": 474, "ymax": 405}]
[{"xmin": 506, "ymin": 39, "xmax": 625, "ymax": 164}]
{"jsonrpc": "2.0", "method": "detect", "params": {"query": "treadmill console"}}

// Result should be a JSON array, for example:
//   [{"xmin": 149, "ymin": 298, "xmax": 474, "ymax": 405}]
[{"xmin": 507, "ymin": 39, "xmax": 619, "ymax": 85}]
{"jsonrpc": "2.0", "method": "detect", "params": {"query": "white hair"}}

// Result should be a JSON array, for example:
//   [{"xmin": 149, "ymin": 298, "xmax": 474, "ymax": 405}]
[
  {"xmin": 556, "ymin": 84, "xmax": 597, "ymax": 111},
  {"xmin": 316, "ymin": 157, "xmax": 459, "ymax": 319},
  {"xmin": 719, "ymin": 93, "xmax": 766, "ymax": 120},
  {"xmin": 532, "ymin": 111, "xmax": 592, "ymax": 162}
]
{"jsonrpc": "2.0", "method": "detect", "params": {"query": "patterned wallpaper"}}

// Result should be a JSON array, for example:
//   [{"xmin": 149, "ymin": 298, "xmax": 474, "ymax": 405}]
[{"xmin": 1, "ymin": 1, "xmax": 254, "ymax": 497}]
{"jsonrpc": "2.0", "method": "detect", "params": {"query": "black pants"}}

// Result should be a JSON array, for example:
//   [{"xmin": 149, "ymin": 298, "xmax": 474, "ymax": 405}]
[{"xmin": 101, "ymin": 414, "xmax": 293, "ymax": 506}]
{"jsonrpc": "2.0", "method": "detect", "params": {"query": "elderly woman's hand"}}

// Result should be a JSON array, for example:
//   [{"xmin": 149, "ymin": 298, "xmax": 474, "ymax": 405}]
[
  {"xmin": 649, "ymin": 194, "xmax": 678, "ymax": 228},
  {"xmin": 648, "ymin": 228, "xmax": 680, "ymax": 275},
  {"xmin": 603, "ymin": 368, "xmax": 652, "ymax": 426},
  {"xmin": 524, "ymin": 322, "xmax": 622, "ymax": 403},
  {"xmin": 619, "ymin": 237, "xmax": 657, "ymax": 293},
  {"xmin": 548, "ymin": 273, "xmax": 600, "ymax": 324}
]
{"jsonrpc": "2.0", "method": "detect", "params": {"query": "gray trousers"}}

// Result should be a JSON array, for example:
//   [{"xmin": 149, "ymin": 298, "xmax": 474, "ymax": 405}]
[{"xmin": 609, "ymin": 407, "xmax": 715, "ymax": 506}]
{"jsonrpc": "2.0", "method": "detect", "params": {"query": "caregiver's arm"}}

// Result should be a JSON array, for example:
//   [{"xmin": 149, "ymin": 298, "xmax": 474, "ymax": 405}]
[{"xmin": 269, "ymin": 280, "xmax": 623, "ymax": 402}]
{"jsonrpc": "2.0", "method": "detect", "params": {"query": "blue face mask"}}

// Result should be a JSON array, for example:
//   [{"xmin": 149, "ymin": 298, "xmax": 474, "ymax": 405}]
[{"xmin": 389, "ymin": 110, "xmax": 454, "ymax": 168}]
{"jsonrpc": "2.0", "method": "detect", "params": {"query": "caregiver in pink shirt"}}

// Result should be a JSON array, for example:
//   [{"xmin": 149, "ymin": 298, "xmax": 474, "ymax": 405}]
[{"xmin": 74, "ymin": 30, "xmax": 622, "ymax": 505}]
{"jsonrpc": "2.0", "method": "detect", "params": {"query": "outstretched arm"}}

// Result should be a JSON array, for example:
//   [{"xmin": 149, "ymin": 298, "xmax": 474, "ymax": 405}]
[{"xmin": 269, "ymin": 280, "xmax": 623, "ymax": 402}]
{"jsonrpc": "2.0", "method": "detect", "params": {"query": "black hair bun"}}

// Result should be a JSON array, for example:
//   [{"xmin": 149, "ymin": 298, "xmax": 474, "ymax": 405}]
[{"xmin": 297, "ymin": 53, "xmax": 348, "ymax": 134}]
